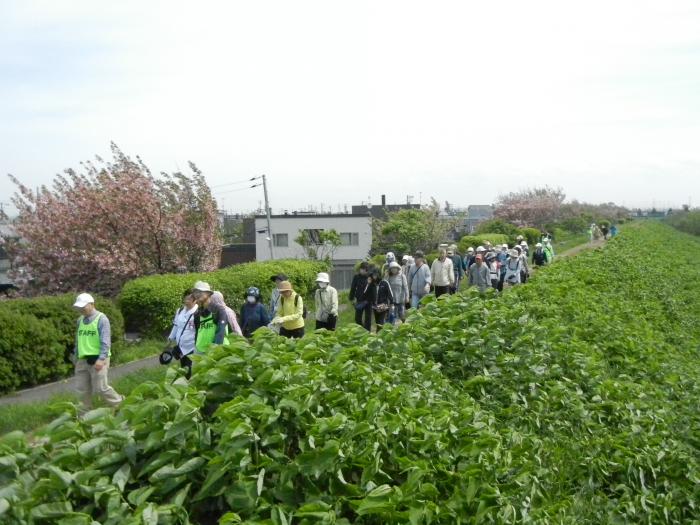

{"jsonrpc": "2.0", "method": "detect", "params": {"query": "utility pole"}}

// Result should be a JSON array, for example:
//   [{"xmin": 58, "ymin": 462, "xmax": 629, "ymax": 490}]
[{"xmin": 262, "ymin": 174, "xmax": 274, "ymax": 260}]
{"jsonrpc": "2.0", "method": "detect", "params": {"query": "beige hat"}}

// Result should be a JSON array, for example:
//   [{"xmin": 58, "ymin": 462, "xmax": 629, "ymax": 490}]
[
  {"xmin": 315, "ymin": 272, "xmax": 330, "ymax": 283},
  {"xmin": 193, "ymin": 281, "xmax": 213, "ymax": 293},
  {"xmin": 277, "ymin": 280, "xmax": 293, "ymax": 291}
]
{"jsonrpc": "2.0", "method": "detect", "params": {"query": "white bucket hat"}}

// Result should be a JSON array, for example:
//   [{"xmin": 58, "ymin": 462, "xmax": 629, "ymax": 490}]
[{"xmin": 315, "ymin": 272, "xmax": 330, "ymax": 283}]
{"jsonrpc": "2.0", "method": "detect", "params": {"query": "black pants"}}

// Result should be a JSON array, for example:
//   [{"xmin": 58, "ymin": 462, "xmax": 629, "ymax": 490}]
[
  {"xmin": 374, "ymin": 310, "xmax": 388, "ymax": 330},
  {"xmin": 355, "ymin": 304, "xmax": 372, "ymax": 331},
  {"xmin": 280, "ymin": 326, "xmax": 305, "ymax": 339},
  {"xmin": 316, "ymin": 315, "xmax": 337, "ymax": 331},
  {"xmin": 435, "ymin": 285, "xmax": 449, "ymax": 298},
  {"xmin": 180, "ymin": 355, "xmax": 193, "ymax": 380}
]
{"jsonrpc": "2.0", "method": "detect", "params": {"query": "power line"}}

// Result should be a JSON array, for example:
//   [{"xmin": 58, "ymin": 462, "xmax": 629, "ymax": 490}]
[
  {"xmin": 210, "ymin": 176, "xmax": 262, "ymax": 189},
  {"xmin": 215, "ymin": 183, "xmax": 263, "ymax": 196}
]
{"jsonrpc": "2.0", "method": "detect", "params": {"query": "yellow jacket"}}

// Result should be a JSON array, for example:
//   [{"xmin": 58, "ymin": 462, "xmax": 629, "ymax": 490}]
[{"xmin": 277, "ymin": 292, "xmax": 305, "ymax": 330}]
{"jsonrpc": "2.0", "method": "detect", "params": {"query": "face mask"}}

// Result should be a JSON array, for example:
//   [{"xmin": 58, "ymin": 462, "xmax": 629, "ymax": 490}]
[
  {"xmin": 319, "ymin": 283, "xmax": 328, "ymax": 289},
  {"xmin": 246, "ymin": 296, "xmax": 256, "ymax": 304}
]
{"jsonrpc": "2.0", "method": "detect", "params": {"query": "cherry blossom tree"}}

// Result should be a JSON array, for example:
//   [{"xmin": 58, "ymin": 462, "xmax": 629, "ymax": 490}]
[
  {"xmin": 494, "ymin": 186, "xmax": 566, "ymax": 228},
  {"xmin": 8, "ymin": 143, "xmax": 220, "ymax": 295}
]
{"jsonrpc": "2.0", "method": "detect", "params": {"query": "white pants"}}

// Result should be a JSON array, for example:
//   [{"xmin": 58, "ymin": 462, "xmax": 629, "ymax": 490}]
[{"xmin": 75, "ymin": 358, "xmax": 123, "ymax": 409}]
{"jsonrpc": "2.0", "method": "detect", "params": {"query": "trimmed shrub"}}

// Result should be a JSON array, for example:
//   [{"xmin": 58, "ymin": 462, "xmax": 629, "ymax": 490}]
[
  {"xmin": 118, "ymin": 259, "xmax": 329, "ymax": 337},
  {"xmin": 520, "ymin": 227, "xmax": 542, "ymax": 245},
  {"xmin": 0, "ymin": 294, "xmax": 124, "ymax": 394},
  {"xmin": 458, "ymin": 233, "xmax": 509, "ymax": 253}
]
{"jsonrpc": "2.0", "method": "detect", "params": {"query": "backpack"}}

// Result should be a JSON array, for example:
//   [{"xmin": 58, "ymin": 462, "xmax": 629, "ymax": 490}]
[{"xmin": 283, "ymin": 294, "xmax": 308, "ymax": 319}]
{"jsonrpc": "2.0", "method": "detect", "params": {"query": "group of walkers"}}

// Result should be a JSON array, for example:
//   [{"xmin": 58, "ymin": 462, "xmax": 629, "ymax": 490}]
[
  {"xmin": 70, "ymin": 232, "xmax": 563, "ymax": 410},
  {"xmin": 589, "ymin": 222, "xmax": 618, "ymax": 243},
  {"xmin": 348, "ymin": 234, "xmax": 557, "ymax": 331}
]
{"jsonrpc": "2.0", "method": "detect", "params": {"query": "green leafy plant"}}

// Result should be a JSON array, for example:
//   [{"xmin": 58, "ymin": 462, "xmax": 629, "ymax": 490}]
[{"xmin": 2, "ymin": 221, "xmax": 699, "ymax": 523}]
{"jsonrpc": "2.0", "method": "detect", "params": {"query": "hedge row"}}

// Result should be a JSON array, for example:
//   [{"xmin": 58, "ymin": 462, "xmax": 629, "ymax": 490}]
[
  {"xmin": 118, "ymin": 259, "xmax": 330, "ymax": 337},
  {"xmin": 0, "ymin": 294, "xmax": 124, "ymax": 394},
  {"xmin": 457, "ymin": 233, "xmax": 510, "ymax": 253}
]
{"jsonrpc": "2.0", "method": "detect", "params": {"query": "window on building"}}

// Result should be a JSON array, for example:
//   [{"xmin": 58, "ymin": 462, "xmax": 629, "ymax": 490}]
[
  {"xmin": 273, "ymin": 233, "xmax": 288, "ymax": 247},
  {"xmin": 339, "ymin": 232, "xmax": 359, "ymax": 246},
  {"xmin": 302, "ymin": 229, "xmax": 323, "ymax": 245}
]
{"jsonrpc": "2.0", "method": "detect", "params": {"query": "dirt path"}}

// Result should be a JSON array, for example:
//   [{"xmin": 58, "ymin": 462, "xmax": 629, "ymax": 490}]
[
  {"xmin": 558, "ymin": 239, "xmax": 606, "ymax": 258},
  {"xmin": 0, "ymin": 355, "xmax": 159, "ymax": 406}
]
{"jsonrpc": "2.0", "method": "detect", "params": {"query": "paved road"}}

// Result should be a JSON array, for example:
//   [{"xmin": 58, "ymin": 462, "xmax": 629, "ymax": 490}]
[{"xmin": 0, "ymin": 355, "xmax": 159, "ymax": 406}]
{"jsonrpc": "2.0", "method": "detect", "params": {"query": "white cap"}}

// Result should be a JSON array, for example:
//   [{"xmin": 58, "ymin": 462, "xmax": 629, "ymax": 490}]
[
  {"xmin": 402, "ymin": 254, "xmax": 409, "ymax": 261},
  {"xmin": 502, "ymin": 244, "xmax": 509, "ymax": 249},
  {"xmin": 536, "ymin": 242, "xmax": 543, "ymax": 247},
  {"xmin": 389, "ymin": 261, "xmax": 401, "ymax": 269},
  {"xmin": 476, "ymin": 246, "xmax": 485, "ymax": 252},
  {"xmin": 193, "ymin": 280, "xmax": 213, "ymax": 293},
  {"xmin": 520, "ymin": 241, "xmax": 528, "ymax": 246},
  {"xmin": 315, "ymin": 272, "xmax": 330, "ymax": 283},
  {"xmin": 386, "ymin": 251, "xmax": 395, "ymax": 259},
  {"xmin": 467, "ymin": 247, "xmax": 474, "ymax": 252},
  {"xmin": 73, "ymin": 293, "xmax": 95, "ymax": 308}
]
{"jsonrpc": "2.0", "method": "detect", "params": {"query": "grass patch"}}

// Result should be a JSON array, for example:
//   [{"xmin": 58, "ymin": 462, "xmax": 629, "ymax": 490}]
[
  {"xmin": 110, "ymin": 338, "xmax": 163, "ymax": 366},
  {"xmin": 0, "ymin": 366, "xmax": 166, "ymax": 435}
]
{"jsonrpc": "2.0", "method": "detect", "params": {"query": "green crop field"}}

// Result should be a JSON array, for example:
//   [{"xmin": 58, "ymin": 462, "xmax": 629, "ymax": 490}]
[{"xmin": 1, "ymin": 221, "xmax": 698, "ymax": 524}]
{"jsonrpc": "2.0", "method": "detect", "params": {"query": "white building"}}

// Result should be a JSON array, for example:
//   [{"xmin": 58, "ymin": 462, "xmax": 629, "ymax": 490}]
[{"xmin": 254, "ymin": 213, "xmax": 372, "ymax": 289}]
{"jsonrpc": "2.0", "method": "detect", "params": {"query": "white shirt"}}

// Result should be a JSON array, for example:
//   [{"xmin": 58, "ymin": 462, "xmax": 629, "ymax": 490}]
[
  {"xmin": 430, "ymin": 257, "xmax": 455, "ymax": 287},
  {"xmin": 168, "ymin": 305, "xmax": 198, "ymax": 356}
]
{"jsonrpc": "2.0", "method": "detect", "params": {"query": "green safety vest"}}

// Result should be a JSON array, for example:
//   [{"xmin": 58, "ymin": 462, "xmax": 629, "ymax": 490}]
[
  {"xmin": 195, "ymin": 311, "xmax": 230, "ymax": 353},
  {"xmin": 77, "ymin": 313, "xmax": 110, "ymax": 359}
]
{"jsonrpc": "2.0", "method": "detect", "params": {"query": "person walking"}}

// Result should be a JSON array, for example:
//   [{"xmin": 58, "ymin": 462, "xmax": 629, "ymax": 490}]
[
  {"xmin": 503, "ymin": 250, "xmax": 523, "ymax": 287},
  {"xmin": 314, "ymin": 272, "xmax": 338, "ymax": 330},
  {"xmin": 209, "ymin": 291, "xmax": 243, "ymax": 337},
  {"xmin": 268, "ymin": 273, "xmax": 289, "ymax": 318},
  {"xmin": 240, "ymin": 287, "xmax": 270, "ymax": 339},
  {"xmin": 447, "ymin": 245, "xmax": 464, "ymax": 294},
  {"xmin": 371, "ymin": 269, "xmax": 393, "ymax": 330},
  {"xmin": 532, "ymin": 243, "xmax": 547, "ymax": 267},
  {"xmin": 610, "ymin": 225, "xmax": 618, "ymax": 237},
  {"xmin": 165, "ymin": 289, "xmax": 198, "ymax": 379},
  {"xmin": 349, "ymin": 261, "xmax": 372, "ymax": 330},
  {"xmin": 192, "ymin": 281, "xmax": 234, "ymax": 350},
  {"xmin": 386, "ymin": 261, "xmax": 408, "ymax": 323},
  {"xmin": 73, "ymin": 293, "xmax": 123, "ymax": 410},
  {"xmin": 400, "ymin": 255, "xmax": 413, "ymax": 278},
  {"xmin": 381, "ymin": 252, "xmax": 397, "ymax": 277},
  {"xmin": 430, "ymin": 248, "xmax": 454, "ymax": 298},
  {"xmin": 463, "ymin": 247, "xmax": 475, "ymax": 271},
  {"xmin": 407, "ymin": 251, "xmax": 432, "ymax": 309},
  {"xmin": 514, "ymin": 245, "xmax": 530, "ymax": 283},
  {"xmin": 485, "ymin": 253, "xmax": 500, "ymax": 289},
  {"xmin": 467, "ymin": 254, "xmax": 491, "ymax": 292},
  {"xmin": 270, "ymin": 281, "xmax": 305, "ymax": 338}
]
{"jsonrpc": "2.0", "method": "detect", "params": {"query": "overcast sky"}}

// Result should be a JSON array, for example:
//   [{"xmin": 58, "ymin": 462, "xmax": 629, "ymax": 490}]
[{"xmin": 1, "ymin": 0, "xmax": 698, "ymax": 215}]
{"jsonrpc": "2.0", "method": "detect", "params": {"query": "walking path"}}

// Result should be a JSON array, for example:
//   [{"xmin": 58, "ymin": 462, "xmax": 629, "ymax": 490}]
[
  {"xmin": 0, "ymin": 355, "xmax": 159, "ymax": 406},
  {"xmin": 558, "ymin": 239, "xmax": 606, "ymax": 258}
]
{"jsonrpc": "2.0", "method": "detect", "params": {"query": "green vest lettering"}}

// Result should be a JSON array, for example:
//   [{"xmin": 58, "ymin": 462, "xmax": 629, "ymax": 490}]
[
  {"xmin": 77, "ymin": 313, "xmax": 109, "ymax": 358},
  {"xmin": 196, "ymin": 312, "xmax": 216, "ymax": 353},
  {"xmin": 196, "ymin": 311, "xmax": 230, "ymax": 352}
]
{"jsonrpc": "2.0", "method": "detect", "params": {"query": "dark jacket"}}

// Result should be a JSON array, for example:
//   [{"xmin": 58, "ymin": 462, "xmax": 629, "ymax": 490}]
[
  {"xmin": 532, "ymin": 249, "xmax": 547, "ymax": 266},
  {"xmin": 240, "ymin": 302, "xmax": 270, "ymax": 338},
  {"xmin": 375, "ymin": 279, "xmax": 393, "ymax": 307},
  {"xmin": 349, "ymin": 273, "xmax": 369, "ymax": 302}
]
